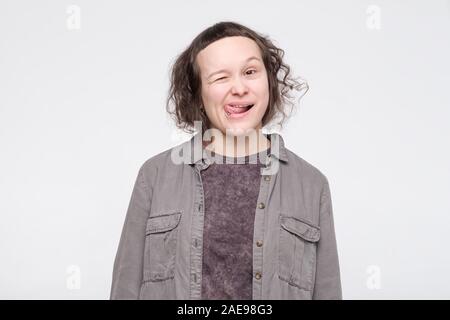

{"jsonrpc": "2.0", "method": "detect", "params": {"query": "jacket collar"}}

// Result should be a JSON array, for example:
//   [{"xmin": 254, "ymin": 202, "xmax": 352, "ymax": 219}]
[{"xmin": 180, "ymin": 131, "xmax": 289, "ymax": 165}]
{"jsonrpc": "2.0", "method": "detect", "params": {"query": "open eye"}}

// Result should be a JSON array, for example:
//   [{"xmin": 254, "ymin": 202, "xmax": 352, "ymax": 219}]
[{"xmin": 246, "ymin": 69, "xmax": 257, "ymax": 75}]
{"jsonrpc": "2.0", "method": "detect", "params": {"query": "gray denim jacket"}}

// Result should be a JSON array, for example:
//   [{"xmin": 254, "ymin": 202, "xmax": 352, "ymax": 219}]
[{"xmin": 110, "ymin": 132, "xmax": 342, "ymax": 300}]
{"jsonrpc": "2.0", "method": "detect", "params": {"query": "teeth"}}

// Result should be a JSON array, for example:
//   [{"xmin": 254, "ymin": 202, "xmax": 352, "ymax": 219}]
[
  {"xmin": 225, "ymin": 103, "xmax": 253, "ymax": 117},
  {"xmin": 230, "ymin": 104, "xmax": 252, "ymax": 108}
]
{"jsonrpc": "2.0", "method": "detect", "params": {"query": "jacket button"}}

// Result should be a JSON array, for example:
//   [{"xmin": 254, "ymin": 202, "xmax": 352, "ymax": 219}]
[
  {"xmin": 258, "ymin": 202, "xmax": 265, "ymax": 209},
  {"xmin": 255, "ymin": 272, "xmax": 262, "ymax": 280},
  {"xmin": 264, "ymin": 175, "xmax": 271, "ymax": 181},
  {"xmin": 256, "ymin": 240, "xmax": 263, "ymax": 247}
]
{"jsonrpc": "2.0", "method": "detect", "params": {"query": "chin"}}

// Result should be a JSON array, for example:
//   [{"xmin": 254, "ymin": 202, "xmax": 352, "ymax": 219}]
[{"xmin": 222, "ymin": 122, "xmax": 261, "ymax": 135}]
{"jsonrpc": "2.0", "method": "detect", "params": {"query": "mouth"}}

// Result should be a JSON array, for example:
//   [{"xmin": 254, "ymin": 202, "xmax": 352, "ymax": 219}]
[{"xmin": 224, "ymin": 103, "xmax": 255, "ymax": 119}]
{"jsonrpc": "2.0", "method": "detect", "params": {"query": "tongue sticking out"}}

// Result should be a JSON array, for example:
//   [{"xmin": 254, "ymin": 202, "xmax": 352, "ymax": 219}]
[{"xmin": 225, "ymin": 104, "xmax": 253, "ymax": 114}]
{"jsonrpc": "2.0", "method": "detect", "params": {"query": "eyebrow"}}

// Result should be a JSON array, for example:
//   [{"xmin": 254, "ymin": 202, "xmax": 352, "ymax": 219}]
[{"xmin": 206, "ymin": 56, "xmax": 261, "ymax": 80}]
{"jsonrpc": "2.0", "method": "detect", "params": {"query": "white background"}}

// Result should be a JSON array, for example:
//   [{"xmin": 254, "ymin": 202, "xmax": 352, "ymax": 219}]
[{"xmin": 1, "ymin": 0, "xmax": 449, "ymax": 299}]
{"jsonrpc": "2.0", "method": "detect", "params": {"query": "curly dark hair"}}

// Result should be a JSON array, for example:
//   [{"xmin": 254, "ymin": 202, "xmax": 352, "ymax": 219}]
[{"xmin": 165, "ymin": 21, "xmax": 309, "ymax": 135}]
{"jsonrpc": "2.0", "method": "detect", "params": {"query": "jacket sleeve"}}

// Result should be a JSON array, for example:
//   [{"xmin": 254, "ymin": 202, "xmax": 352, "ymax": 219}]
[
  {"xmin": 110, "ymin": 165, "xmax": 152, "ymax": 299},
  {"xmin": 312, "ymin": 177, "xmax": 343, "ymax": 299}
]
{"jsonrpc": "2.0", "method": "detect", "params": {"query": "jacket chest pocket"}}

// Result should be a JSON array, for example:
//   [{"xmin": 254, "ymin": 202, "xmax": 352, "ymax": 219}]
[
  {"xmin": 143, "ymin": 211, "xmax": 182, "ymax": 282},
  {"xmin": 278, "ymin": 214, "xmax": 320, "ymax": 291}
]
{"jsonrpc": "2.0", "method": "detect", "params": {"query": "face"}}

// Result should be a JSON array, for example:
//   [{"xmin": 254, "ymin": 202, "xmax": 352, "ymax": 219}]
[{"xmin": 196, "ymin": 36, "xmax": 270, "ymax": 136}]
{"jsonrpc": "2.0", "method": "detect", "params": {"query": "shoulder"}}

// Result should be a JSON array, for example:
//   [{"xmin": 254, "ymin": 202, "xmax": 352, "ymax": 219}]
[
  {"xmin": 283, "ymin": 147, "xmax": 329, "ymax": 189},
  {"xmin": 136, "ymin": 139, "xmax": 191, "ymax": 186},
  {"xmin": 140, "ymin": 147, "xmax": 173, "ymax": 171},
  {"xmin": 131, "ymin": 147, "xmax": 173, "ymax": 190}
]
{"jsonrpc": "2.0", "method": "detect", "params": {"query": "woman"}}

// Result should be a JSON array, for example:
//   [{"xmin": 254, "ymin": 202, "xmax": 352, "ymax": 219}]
[{"xmin": 110, "ymin": 21, "xmax": 342, "ymax": 300}]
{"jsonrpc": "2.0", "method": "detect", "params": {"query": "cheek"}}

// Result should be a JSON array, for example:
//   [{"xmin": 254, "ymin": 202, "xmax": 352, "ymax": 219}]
[
  {"xmin": 203, "ymin": 90, "xmax": 226, "ymax": 119},
  {"xmin": 252, "ymin": 73, "xmax": 269, "ymax": 93},
  {"xmin": 207, "ymin": 86, "xmax": 228, "ymax": 104},
  {"xmin": 253, "ymin": 82, "xmax": 270, "ymax": 106}
]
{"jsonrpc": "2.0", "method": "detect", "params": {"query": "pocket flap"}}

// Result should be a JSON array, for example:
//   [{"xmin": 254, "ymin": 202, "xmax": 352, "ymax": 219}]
[
  {"xmin": 280, "ymin": 215, "xmax": 320, "ymax": 242},
  {"xmin": 146, "ymin": 211, "xmax": 182, "ymax": 234}
]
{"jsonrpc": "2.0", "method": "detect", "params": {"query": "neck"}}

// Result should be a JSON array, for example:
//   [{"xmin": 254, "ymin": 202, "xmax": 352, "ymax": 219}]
[{"xmin": 204, "ymin": 128, "xmax": 271, "ymax": 157}]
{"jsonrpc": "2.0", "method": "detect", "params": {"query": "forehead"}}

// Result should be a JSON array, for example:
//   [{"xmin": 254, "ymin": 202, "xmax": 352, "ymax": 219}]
[{"xmin": 196, "ymin": 36, "xmax": 262, "ymax": 74}]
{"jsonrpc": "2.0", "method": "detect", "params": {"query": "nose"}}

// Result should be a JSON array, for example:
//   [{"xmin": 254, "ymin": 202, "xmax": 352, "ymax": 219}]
[{"xmin": 230, "ymin": 76, "xmax": 249, "ymax": 95}]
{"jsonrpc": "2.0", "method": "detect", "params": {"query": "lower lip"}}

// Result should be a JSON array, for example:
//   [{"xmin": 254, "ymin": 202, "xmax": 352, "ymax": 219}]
[{"xmin": 224, "ymin": 105, "xmax": 254, "ymax": 119}]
